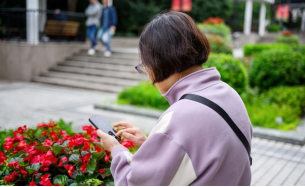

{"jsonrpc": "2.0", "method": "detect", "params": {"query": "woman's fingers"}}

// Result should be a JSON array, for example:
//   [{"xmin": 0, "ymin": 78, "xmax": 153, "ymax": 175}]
[
  {"xmin": 121, "ymin": 132, "xmax": 138, "ymax": 143},
  {"xmin": 113, "ymin": 122, "xmax": 134, "ymax": 128},
  {"xmin": 116, "ymin": 128, "xmax": 137, "ymax": 137}
]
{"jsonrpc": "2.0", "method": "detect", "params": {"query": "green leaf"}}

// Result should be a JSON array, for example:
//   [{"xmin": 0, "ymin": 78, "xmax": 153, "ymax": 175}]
[
  {"xmin": 69, "ymin": 183, "xmax": 77, "ymax": 186},
  {"xmin": 9, "ymin": 157, "xmax": 23, "ymax": 163},
  {"xmin": 69, "ymin": 154, "xmax": 80, "ymax": 163},
  {"xmin": 71, "ymin": 170, "xmax": 81, "ymax": 179},
  {"xmin": 53, "ymin": 175, "xmax": 68, "ymax": 186},
  {"xmin": 25, "ymin": 163, "xmax": 40, "ymax": 174},
  {"xmin": 53, "ymin": 145, "xmax": 64, "ymax": 155},
  {"xmin": 35, "ymin": 145, "xmax": 47, "ymax": 152},
  {"xmin": 104, "ymin": 181, "xmax": 114, "ymax": 186},
  {"xmin": 101, "ymin": 168, "xmax": 112, "ymax": 178},
  {"xmin": 65, "ymin": 179, "xmax": 75, "ymax": 186},
  {"xmin": 87, "ymin": 159, "xmax": 97, "ymax": 174},
  {"xmin": 36, "ymin": 136, "xmax": 46, "ymax": 142},
  {"xmin": 75, "ymin": 174, "xmax": 85, "ymax": 183},
  {"xmin": 92, "ymin": 151, "xmax": 104, "ymax": 159},
  {"xmin": 88, "ymin": 171, "xmax": 99, "ymax": 179}
]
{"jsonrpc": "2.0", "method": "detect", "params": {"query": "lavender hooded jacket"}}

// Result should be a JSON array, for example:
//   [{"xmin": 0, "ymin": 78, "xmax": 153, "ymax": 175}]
[{"xmin": 111, "ymin": 68, "xmax": 252, "ymax": 185}]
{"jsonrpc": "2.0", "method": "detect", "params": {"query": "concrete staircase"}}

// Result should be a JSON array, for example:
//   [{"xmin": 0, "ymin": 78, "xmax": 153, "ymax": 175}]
[{"xmin": 32, "ymin": 49, "xmax": 146, "ymax": 93}]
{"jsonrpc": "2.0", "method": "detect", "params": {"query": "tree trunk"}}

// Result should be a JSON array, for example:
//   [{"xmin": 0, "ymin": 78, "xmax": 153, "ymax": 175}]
[{"xmin": 67, "ymin": 0, "xmax": 77, "ymax": 12}]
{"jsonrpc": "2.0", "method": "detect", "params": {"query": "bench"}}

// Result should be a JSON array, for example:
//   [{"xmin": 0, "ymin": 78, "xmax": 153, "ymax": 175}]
[{"xmin": 44, "ymin": 20, "xmax": 80, "ymax": 36}]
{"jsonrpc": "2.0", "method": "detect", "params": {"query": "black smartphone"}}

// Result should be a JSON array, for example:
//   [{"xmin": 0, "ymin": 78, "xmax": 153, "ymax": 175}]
[{"xmin": 89, "ymin": 115, "xmax": 121, "ymax": 142}]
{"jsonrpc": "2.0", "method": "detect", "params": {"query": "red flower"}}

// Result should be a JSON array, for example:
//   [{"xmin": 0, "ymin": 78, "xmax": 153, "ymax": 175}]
[
  {"xmin": 0, "ymin": 151, "xmax": 7, "ymax": 165},
  {"xmin": 3, "ymin": 176, "xmax": 10, "ymax": 184},
  {"xmin": 21, "ymin": 169, "xmax": 28, "ymax": 175},
  {"xmin": 41, "ymin": 131, "xmax": 47, "ymax": 136},
  {"xmin": 58, "ymin": 156, "xmax": 67, "ymax": 167},
  {"xmin": 98, "ymin": 169, "xmax": 106, "ymax": 174},
  {"xmin": 94, "ymin": 145, "xmax": 102, "ymax": 153},
  {"xmin": 39, "ymin": 174, "xmax": 53, "ymax": 186},
  {"xmin": 3, "ymin": 141, "xmax": 14, "ymax": 151},
  {"xmin": 40, "ymin": 166, "xmax": 49, "ymax": 171},
  {"xmin": 58, "ymin": 160, "xmax": 63, "ymax": 167},
  {"xmin": 8, "ymin": 161, "xmax": 19, "ymax": 168},
  {"xmin": 17, "ymin": 125, "xmax": 27, "ymax": 134},
  {"xmin": 64, "ymin": 164, "xmax": 75, "ymax": 177},
  {"xmin": 13, "ymin": 132, "xmax": 24, "ymax": 141},
  {"xmin": 43, "ymin": 139, "xmax": 53, "ymax": 147},
  {"xmin": 4, "ymin": 171, "xmax": 18, "ymax": 184},
  {"xmin": 104, "ymin": 155, "xmax": 110, "ymax": 162},
  {"xmin": 17, "ymin": 140, "xmax": 27, "ymax": 149},
  {"xmin": 82, "ymin": 125, "xmax": 94, "ymax": 135},
  {"xmin": 75, "ymin": 137, "xmax": 84, "ymax": 146},
  {"xmin": 68, "ymin": 140, "xmax": 75, "ymax": 149},
  {"xmin": 40, "ymin": 174, "xmax": 50, "ymax": 181},
  {"xmin": 62, "ymin": 156, "xmax": 67, "ymax": 162},
  {"xmin": 42, "ymin": 159, "xmax": 52, "ymax": 167},
  {"xmin": 29, "ymin": 181, "xmax": 36, "ymax": 186},
  {"xmin": 4, "ymin": 136, "xmax": 12, "ymax": 142},
  {"xmin": 50, "ymin": 132, "xmax": 58, "ymax": 141},
  {"xmin": 122, "ymin": 140, "xmax": 135, "ymax": 149},
  {"xmin": 81, "ymin": 153, "xmax": 91, "ymax": 164},
  {"xmin": 58, "ymin": 130, "xmax": 66, "ymax": 136},
  {"xmin": 83, "ymin": 141, "xmax": 90, "ymax": 151},
  {"xmin": 80, "ymin": 164, "xmax": 88, "ymax": 173},
  {"xmin": 57, "ymin": 139, "xmax": 63, "ymax": 144}
]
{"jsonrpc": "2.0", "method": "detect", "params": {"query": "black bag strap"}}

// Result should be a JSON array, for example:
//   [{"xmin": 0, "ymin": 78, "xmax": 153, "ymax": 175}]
[{"xmin": 180, "ymin": 94, "xmax": 252, "ymax": 165}]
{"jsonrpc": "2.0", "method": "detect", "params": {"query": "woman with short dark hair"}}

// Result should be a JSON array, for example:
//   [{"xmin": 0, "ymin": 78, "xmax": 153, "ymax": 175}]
[{"xmin": 97, "ymin": 11, "xmax": 252, "ymax": 186}]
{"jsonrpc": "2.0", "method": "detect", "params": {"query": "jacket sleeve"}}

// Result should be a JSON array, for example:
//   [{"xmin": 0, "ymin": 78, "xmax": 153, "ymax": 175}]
[
  {"xmin": 110, "ymin": 7, "xmax": 117, "ymax": 26},
  {"xmin": 85, "ymin": 4, "xmax": 101, "ymax": 16},
  {"xmin": 110, "ymin": 133, "xmax": 192, "ymax": 185}
]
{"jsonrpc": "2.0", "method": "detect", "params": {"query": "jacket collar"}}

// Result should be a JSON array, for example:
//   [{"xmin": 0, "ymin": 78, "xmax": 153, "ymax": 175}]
[{"xmin": 162, "ymin": 68, "xmax": 221, "ymax": 105}]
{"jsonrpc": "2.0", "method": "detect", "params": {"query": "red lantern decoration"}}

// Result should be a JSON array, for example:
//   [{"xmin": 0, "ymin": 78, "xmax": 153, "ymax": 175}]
[{"xmin": 171, "ymin": 0, "xmax": 192, "ymax": 12}]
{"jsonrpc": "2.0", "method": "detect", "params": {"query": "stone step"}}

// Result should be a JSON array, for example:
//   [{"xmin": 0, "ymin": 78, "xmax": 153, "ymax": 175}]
[
  {"xmin": 77, "ymin": 50, "xmax": 139, "ymax": 60},
  {"xmin": 40, "ymin": 72, "xmax": 139, "ymax": 87},
  {"xmin": 49, "ymin": 66, "xmax": 146, "ymax": 81},
  {"xmin": 32, "ymin": 76, "xmax": 123, "ymax": 93},
  {"xmin": 58, "ymin": 61, "xmax": 136, "ymax": 73},
  {"xmin": 67, "ymin": 56, "xmax": 139, "ymax": 66}
]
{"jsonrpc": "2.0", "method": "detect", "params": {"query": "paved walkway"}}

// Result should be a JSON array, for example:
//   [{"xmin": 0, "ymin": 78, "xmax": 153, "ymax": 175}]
[{"xmin": 0, "ymin": 81, "xmax": 305, "ymax": 186}]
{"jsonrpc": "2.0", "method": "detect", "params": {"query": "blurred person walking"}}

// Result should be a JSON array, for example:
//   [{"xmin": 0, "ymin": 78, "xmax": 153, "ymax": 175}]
[
  {"xmin": 85, "ymin": 0, "xmax": 102, "ymax": 55},
  {"xmin": 97, "ymin": 0, "xmax": 117, "ymax": 57}
]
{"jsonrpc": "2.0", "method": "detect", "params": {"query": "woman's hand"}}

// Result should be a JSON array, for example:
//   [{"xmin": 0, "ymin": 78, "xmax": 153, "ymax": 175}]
[
  {"xmin": 114, "ymin": 122, "xmax": 147, "ymax": 147},
  {"xmin": 97, "ymin": 130, "xmax": 124, "ymax": 152}
]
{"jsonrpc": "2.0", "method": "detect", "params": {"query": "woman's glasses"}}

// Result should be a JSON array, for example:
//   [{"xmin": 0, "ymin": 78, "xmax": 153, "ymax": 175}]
[{"xmin": 135, "ymin": 63, "xmax": 147, "ymax": 74}]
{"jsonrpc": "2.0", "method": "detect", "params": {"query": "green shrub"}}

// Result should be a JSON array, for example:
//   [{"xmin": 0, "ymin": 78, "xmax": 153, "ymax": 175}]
[
  {"xmin": 250, "ymin": 49, "xmax": 305, "ymax": 90},
  {"xmin": 276, "ymin": 35, "xmax": 300, "ymax": 45},
  {"xmin": 260, "ymin": 86, "xmax": 305, "ymax": 115},
  {"xmin": 205, "ymin": 53, "xmax": 248, "ymax": 94},
  {"xmin": 242, "ymin": 86, "xmax": 305, "ymax": 131},
  {"xmin": 245, "ymin": 102, "xmax": 300, "ymax": 131},
  {"xmin": 118, "ymin": 82, "xmax": 169, "ymax": 110},
  {"xmin": 266, "ymin": 24, "xmax": 281, "ymax": 32},
  {"xmin": 197, "ymin": 23, "xmax": 232, "ymax": 41},
  {"xmin": 243, "ymin": 43, "xmax": 291, "ymax": 56},
  {"xmin": 207, "ymin": 35, "xmax": 232, "ymax": 54}
]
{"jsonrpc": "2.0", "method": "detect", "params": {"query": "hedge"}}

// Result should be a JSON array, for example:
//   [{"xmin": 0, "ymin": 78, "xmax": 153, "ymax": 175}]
[
  {"xmin": 276, "ymin": 35, "xmax": 300, "ymax": 45},
  {"xmin": 204, "ymin": 53, "xmax": 248, "ymax": 94},
  {"xmin": 250, "ymin": 49, "xmax": 305, "ymax": 90},
  {"xmin": 243, "ymin": 43, "xmax": 291, "ymax": 56}
]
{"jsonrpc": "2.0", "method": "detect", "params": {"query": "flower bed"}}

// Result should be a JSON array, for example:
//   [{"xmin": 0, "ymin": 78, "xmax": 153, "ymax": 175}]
[{"xmin": 0, "ymin": 120, "xmax": 135, "ymax": 186}]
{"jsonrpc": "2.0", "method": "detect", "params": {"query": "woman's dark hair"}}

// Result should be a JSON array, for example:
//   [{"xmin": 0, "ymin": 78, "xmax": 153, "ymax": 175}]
[{"xmin": 139, "ymin": 11, "xmax": 211, "ymax": 84}]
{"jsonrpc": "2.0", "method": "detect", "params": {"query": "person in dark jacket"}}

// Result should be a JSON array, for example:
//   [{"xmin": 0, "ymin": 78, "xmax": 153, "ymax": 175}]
[{"xmin": 97, "ymin": 0, "xmax": 117, "ymax": 57}]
